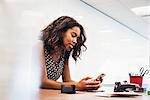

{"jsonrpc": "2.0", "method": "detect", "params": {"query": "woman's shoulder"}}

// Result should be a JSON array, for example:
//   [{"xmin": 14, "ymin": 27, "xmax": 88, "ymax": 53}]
[
  {"xmin": 31, "ymin": 40, "xmax": 45, "ymax": 62},
  {"xmin": 37, "ymin": 40, "xmax": 44, "ymax": 48},
  {"xmin": 33, "ymin": 40, "xmax": 45, "ymax": 52}
]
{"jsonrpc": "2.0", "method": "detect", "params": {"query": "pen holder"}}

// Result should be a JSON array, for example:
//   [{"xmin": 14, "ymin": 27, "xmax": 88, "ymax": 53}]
[{"xmin": 130, "ymin": 76, "xmax": 143, "ymax": 87}]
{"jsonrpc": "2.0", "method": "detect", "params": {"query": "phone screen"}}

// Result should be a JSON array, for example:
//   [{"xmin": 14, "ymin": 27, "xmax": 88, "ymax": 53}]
[{"xmin": 95, "ymin": 73, "xmax": 105, "ymax": 82}]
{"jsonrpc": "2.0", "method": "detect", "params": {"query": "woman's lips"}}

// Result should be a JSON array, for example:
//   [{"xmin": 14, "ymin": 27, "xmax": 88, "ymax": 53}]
[
  {"xmin": 69, "ymin": 44, "xmax": 74, "ymax": 48},
  {"xmin": 68, "ymin": 43, "xmax": 75, "ymax": 49}
]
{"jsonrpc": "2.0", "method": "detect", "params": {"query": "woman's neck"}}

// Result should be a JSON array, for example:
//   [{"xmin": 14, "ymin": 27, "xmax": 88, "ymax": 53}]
[{"xmin": 51, "ymin": 51, "xmax": 61, "ymax": 63}]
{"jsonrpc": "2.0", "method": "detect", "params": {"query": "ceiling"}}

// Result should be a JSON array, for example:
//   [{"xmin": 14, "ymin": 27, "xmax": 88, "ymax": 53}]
[
  {"xmin": 119, "ymin": 0, "xmax": 150, "ymax": 20},
  {"xmin": 119, "ymin": 0, "xmax": 149, "ymax": 9},
  {"xmin": 80, "ymin": 0, "xmax": 150, "ymax": 40}
]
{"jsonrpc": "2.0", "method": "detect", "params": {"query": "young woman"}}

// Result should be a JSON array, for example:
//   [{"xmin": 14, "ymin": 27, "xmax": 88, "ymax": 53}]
[{"xmin": 38, "ymin": 16, "xmax": 101, "ymax": 90}]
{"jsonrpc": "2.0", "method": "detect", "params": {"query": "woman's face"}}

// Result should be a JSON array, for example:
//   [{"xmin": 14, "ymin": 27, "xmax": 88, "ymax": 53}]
[{"xmin": 63, "ymin": 26, "xmax": 80, "ymax": 51}]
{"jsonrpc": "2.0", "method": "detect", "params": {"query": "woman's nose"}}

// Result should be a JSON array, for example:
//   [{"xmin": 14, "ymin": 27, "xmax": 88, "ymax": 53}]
[{"xmin": 73, "ymin": 38, "xmax": 77, "ymax": 44}]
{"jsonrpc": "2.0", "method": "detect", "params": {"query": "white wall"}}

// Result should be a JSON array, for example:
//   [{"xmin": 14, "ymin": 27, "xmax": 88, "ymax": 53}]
[
  {"xmin": 56, "ymin": 0, "xmax": 149, "ymax": 84},
  {"xmin": 0, "ymin": 0, "xmax": 149, "ymax": 99}
]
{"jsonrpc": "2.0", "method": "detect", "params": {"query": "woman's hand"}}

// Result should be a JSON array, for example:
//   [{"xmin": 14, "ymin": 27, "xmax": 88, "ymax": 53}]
[{"xmin": 76, "ymin": 77, "xmax": 100, "ymax": 91}]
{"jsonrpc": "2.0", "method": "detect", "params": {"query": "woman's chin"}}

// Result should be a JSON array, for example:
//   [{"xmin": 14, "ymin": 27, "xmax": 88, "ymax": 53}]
[{"xmin": 66, "ymin": 46, "xmax": 73, "ymax": 51}]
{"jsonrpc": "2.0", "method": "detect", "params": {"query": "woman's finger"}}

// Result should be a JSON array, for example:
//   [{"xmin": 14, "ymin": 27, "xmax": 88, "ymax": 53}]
[
  {"xmin": 86, "ymin": 81, "xmax": 100, "ymax": 85},
  {"xmin": 83, "ymin": 77, "xmax": 93, "ymax": 80},
  {"xmin": 86, "ymin": 84, "xmax": 100, "ymax": 90}
]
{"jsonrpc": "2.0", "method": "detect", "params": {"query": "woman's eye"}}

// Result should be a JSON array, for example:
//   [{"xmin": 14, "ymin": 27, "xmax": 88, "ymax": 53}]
[
  {"xmin": 72, "ymin": 35, "xmax": 75, "ymax": 37},
  {"xmin": 72, "ymin": 34, "xmax": 76, "ymax": 37}
]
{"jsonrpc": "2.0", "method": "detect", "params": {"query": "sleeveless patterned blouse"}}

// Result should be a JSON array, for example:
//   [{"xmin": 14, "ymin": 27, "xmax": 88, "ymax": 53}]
[{"xmin": 44, "ymin": 48, "xmax": 65, "ymax": 81}]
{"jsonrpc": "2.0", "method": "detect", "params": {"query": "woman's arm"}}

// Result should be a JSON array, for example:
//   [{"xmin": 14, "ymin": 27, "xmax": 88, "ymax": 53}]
[
  {"xmin": 62, "ymin": 60, "xmax": 73, "ymax": 82},
  {"xmin": 37, "ymin": 40, "xmax": 60, "ymax": 89},
  {"xmin": 61, "ymin": 55, "xmax": 101, "ymax": 91},
  {"xmin": 37, "ymin": 40, "xmax": 77, "ymax": 89},
  {"xmin": 37, "ymin": 40, "xmax": 100, "ymax": 90}
]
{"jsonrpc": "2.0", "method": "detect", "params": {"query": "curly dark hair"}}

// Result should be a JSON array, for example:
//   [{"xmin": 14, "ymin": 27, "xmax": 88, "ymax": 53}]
[{"xmin": 41, "ymin": 16, "xmax": 87, "ymax": 61}]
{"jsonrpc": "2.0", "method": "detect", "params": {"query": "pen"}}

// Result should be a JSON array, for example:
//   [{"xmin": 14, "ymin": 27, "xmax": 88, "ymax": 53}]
[{"xmin": 129, "ymin": 73, "xmax": 132, "ymax": 76}]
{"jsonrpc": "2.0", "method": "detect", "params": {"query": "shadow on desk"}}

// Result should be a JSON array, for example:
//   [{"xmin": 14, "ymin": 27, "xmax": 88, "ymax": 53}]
[{"xmin": 38, "ymin": 89, "xmax": 150, "ymax": 100}]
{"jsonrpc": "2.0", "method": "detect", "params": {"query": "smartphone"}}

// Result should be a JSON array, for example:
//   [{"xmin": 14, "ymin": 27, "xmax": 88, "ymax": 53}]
[{"xmin": 95, "ymin": 73, "xmax": 105, "ymax": 82}]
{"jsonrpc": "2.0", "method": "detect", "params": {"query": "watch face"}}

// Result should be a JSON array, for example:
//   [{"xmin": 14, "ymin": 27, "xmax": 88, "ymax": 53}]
[{"xmin": 61, "ymin": 85, "xmax": 76, "ymax": 94}]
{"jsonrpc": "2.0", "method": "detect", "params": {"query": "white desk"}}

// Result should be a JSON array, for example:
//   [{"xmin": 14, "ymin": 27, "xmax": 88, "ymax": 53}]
[{"xmin": 36, "ymin": 89, "xmax": 150, "ymax": 100}]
